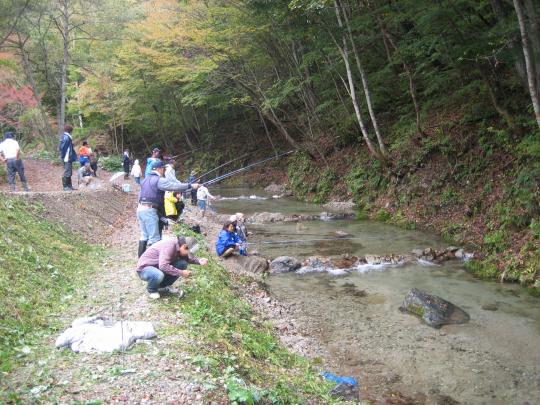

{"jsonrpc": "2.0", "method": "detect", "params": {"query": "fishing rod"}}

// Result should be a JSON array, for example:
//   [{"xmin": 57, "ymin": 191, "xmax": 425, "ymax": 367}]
[
  {"xmin": 196, "ymin": 151, "xmax": 256, "ymax": 182},
  {"xmin": 170, "ymin": 146, "xmax": 204, "ymax": 159},
  {"xmin": 203, "ymin": 150, "xmax": 295, "ymax": 186}
]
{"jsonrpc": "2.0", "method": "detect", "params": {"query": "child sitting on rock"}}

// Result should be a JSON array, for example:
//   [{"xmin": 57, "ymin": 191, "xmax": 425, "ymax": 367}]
[{"xmin": 216, "ymin": 221, "xmax": 245, "ymax": 257}]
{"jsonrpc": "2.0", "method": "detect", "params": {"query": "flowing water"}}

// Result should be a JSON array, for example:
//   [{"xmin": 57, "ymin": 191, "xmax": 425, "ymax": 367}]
[{"xmin": 214, "ymin": 188, "xmax": 540, "ymax": 404}]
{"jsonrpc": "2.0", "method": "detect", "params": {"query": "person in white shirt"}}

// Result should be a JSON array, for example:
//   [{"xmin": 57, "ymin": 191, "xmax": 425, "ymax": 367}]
[
  {"xmin": 196, "ymin": 184, "xmax": 216, "ymax": 215},
  {"xmin": 131, "ymin": 159, "xmax": 142, "ymax": 185},
  {"xmin": 0, "ymin": 132, "xmax": 29, "ymax": 191}
]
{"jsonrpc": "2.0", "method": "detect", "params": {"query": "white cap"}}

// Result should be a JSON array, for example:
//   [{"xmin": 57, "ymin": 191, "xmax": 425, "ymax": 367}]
[
  {"xmin": 229, "ymin": 214, "xmax": 237, "ymax": 222},
  {"xmin": 235, "ymin": 212, "xmax": 244, "ymax": 220}
]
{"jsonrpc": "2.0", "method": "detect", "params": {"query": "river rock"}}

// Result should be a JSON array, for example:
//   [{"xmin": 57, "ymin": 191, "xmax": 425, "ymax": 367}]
[
  {"xmin": 411, "ymin": 249, "xmax": 424, "ymax": 257},
  {"xmin": 265, "ymin": 183, "xmax": 286, "ymax": 194},
  {"xmin": 454, "ymin": 249, "xmax": 464, "ymax": 259},
  {"xmin": 334, "ymin": 230, "xmax": 350, "ymax": 238},
  {"xmin": 322, "ymin": 200, "xmax": 355, "ymax": 213},
  {"xmin": 233, "ymin": 255, "xmax": 269, "ymax": 274},
  {"xmin": 330, "ymin": 383, "xmax": 359, "ymax": 401},
  {"xmin": 399, "ymin": 288, "xmax": 470, "ymax": 328},
  {"xmin": 270, "ymin": 256, "xmax": 301, "ymax": 273}
]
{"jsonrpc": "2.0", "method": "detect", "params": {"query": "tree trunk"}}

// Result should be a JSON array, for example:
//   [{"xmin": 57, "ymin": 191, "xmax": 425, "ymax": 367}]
[
  {"xmin": 513, "ymin": 0, "xmax": 540, "ymax": 129},
  {"xmin": 57, "ymin": 0, "xmax": 70, "ymax": 138},
  {"xmin": 339, "ymin": 0, "xmax": 388, "ymax": 157},
  {"xmin": 332, "ymin": 0, "xmax": 382, "ymax": 160},
  {"xmin": 524, "ymin": 0, "xmax": 540, "ymax": 89},
  {"xmin": 491, "ymin": 0, "xmax": 528, "ymax": 88},
  {"xmin": 257, "ymin": 109, "xmax": 278, "ymax": 156},
  {"xmin": 17, "ymin": 36, "xmax": 55, "ymax": 149}
]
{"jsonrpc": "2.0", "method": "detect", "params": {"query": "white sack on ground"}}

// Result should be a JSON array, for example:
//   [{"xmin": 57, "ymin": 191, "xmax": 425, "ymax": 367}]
[{"xmin": 55, "ymin": 316, "xmax": 156, "ymax": 353}]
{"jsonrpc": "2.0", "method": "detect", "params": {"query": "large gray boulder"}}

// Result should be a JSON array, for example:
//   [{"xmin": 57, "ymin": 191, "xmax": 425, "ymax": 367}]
[
  {"xmin": 270, "ymin": 256, "xmax": 301, "ymax": 273},
  {"xmin": 399, "ymin": 288, "xmax": 470, "ymax": 328},
  {"xmin": 233, "ymin": 255, "xmax": 269, "ymax": 274}
]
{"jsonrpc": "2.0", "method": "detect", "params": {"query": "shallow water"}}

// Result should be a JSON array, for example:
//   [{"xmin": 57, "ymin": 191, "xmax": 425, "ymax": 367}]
[
  {"xmin": 218, "ymin": 189, "xmax": 540, "ymax": 403},
  {"xmin": 212, "ymin": 187, "xmax": 332, "ymax": 215}
]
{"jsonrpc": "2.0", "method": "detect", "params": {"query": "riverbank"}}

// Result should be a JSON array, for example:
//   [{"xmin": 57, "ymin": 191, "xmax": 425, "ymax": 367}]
[
  {"xmin": 221, "ymin": 138, "xmax": 539, "ymax": 292},
  {"xmin": 0, "ymin": 183, "xmax": 353, "ymax": 403}
]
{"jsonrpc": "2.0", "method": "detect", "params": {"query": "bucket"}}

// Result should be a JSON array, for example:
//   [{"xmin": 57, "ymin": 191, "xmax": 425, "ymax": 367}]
[{"xmin": 121, "ymin": 184, "xmax": 131, "ymax": 193}]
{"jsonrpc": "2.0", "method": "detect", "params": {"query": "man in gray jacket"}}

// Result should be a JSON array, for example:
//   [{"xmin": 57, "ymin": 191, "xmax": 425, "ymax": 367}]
[{"xmin": 137, "ymin": 161, "xmax": 199, "ymax": 257}]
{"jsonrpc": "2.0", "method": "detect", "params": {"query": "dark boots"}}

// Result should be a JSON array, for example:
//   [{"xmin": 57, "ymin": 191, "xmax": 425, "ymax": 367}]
[
  {"xmin": 62, "ymin": 177, "xmax": 74, "ymax": 191},
  {"xmin": 138, "ymin": 240, "xmax": 148, "ymax": 258}
]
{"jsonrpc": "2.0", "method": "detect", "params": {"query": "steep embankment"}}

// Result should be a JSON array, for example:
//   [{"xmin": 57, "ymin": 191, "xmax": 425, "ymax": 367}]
[{"xmin": 223, "ymin": 127, "xmax": 539, "ymax": 291}]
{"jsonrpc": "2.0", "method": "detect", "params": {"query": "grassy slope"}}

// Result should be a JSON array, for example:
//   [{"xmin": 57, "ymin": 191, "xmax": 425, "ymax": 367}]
[
  {"xmin": 170, "ymin": 224, "xmax": 352, "ymax": 404},
  {"xmin": 0, "ymin": 196, "xmax": 103, "ymax": 373}
]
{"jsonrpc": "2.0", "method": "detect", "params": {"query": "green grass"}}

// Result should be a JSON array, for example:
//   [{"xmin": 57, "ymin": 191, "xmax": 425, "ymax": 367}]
[
  {"xmin": 0, "ymin": 196, "xmax": 103, "ymax": 373},
  {"xmin": 166, "ymin": 224, "xmax": 353, "ymax": 404}
]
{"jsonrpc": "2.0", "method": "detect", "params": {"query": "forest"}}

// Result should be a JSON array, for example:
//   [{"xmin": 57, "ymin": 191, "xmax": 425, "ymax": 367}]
[{"xmin": 1, "ymin": 0, "xmax": 539, "ymax": 283}]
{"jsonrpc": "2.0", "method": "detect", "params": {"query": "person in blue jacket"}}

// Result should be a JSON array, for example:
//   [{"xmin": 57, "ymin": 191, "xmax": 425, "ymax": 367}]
[
  {"xmin": 144, "ymin": 147, "xmax": 161, "ymax": 178},
  {"xmin": 216, "ymin": 221, "xmax": 244, "ymax": 257},
  {"xmin": 59, "ymin": 124, "xmax": 77, "ymax": 191}
]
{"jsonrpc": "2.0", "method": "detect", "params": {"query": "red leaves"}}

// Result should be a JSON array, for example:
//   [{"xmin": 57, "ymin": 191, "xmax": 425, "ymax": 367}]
[{"xmin": 0, "ymin": 84, "xmax": 38, "ymax": 128}]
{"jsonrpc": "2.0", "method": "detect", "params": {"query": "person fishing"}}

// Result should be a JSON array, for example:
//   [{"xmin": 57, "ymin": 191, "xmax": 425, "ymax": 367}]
[
  {"xmin": 137, "ymin": 161, "xmax": 199, "ymax": 257},
  {"xmin": 144, "ymin": 147, "xmax": 162, "ymax": 178},
  {"xmin": 234, "ymin": 212, "xmax": 248, "ymax": 242},
  {"xmin": 0, "ymin": 132, "xmax": 29, "ymax": 192},
  {"xmin": 216, "ymin": 221, "xmax": 246, "ymax": 258},
  {"xmin": 197, "ymin": 184, "xmax": 216, "ymax": 216},
  {"xmin": 137, "ymin": 236, "xmax": 208, "ymax": 299},
  {"xmin": 188, "ymin": 170, "xmax": 198, "ymax": 205}
]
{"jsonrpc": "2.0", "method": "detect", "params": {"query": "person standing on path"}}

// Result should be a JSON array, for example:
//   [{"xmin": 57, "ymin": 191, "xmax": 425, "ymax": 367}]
[
  {"xmin": 131, "ymin": 159, "xmax": 142, "ymax": 185},
  {"xmin": 123, "ymin": 150, "xmax": 131, "ymax": 180},
  {"xmin": 137, "ymin": 236, "xmax": 208, "ymax": 299},
  {"xmin": 59, "ymin": 124, "xmax": 77, "ymax": 191},
  {"xmin": 144, "ymin": 148, "xmax": 161, "ymax": 178},
  {"xmin": 137, "ymin": 161, "xmax": 199, "ymax": 257},
  {"xmin": 0, "ymin": 132, "xmax": 29, "ymax": 192}
]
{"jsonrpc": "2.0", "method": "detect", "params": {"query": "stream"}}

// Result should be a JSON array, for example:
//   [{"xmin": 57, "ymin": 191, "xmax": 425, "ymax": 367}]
[{"xmin": 213, "ymin": 188, "xmax": 540, "ymax": 404}]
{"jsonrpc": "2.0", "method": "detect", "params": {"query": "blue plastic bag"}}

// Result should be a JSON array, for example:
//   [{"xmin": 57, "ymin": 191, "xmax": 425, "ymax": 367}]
[{"xmin": 320, "ymin": 372, "xmax": 358, "ymax": 386}]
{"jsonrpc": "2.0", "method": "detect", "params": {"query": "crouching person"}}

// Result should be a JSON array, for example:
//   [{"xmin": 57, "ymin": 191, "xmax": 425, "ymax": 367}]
[{"xmin": 136, "ymin": 236, "xmax": 208, "ymax": 299}]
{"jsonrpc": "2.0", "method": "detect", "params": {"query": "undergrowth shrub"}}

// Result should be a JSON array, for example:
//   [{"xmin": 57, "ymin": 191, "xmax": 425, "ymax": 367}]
[{"xmin": 99, "ymin": 155, "xmax": 123, "ymax": 171}]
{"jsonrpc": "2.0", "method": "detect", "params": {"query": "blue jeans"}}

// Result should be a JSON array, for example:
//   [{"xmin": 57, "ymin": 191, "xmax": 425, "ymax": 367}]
[
  {"xmin": 6, "ymin": 159, "xmax": 27, "ymax": 185},
  {"xmin": 197, "ymin": 200, "xmax": 206, "ymax": 210},
  {"xmin": 138, "ymin": 260, "xmax": 188, "ymax": 293},
  {"xmin": 137, "ymin": 207, "xmax": 161, "ymax": 244},
  {"xmin": 134, "ymin": 177, "xmax": 141, "ymax": 185}
]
